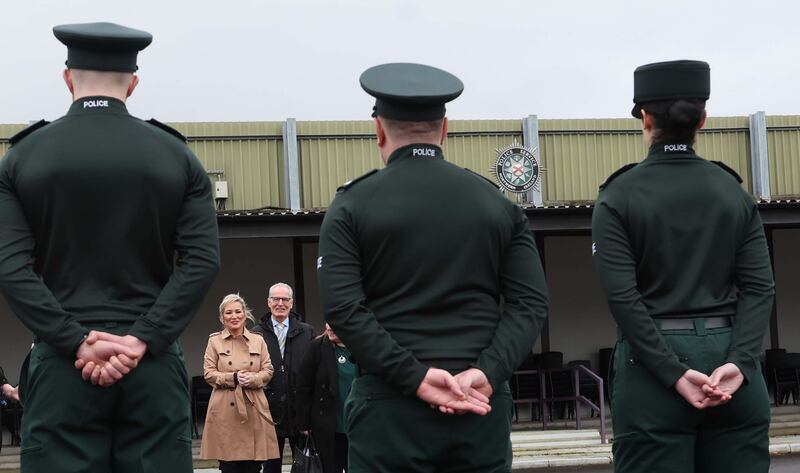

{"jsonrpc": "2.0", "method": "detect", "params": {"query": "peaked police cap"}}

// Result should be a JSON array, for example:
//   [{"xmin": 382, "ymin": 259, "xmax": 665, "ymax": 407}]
[
  {"xmin": 360, "ymin": 63, "xmax": 464, "ymax": 121},
  {"xmin": 632, "ymin": 59, "xmax": 710, "ymax": 118},
  {"xmin": 53, "ymin": 22, "xmax": 152, "ymax": 72}
]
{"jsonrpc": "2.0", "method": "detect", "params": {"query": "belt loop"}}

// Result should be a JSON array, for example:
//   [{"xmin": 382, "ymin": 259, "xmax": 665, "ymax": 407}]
[{"xmin": 694, "ymin": 318, "xmax": 707, "ymax": 336}]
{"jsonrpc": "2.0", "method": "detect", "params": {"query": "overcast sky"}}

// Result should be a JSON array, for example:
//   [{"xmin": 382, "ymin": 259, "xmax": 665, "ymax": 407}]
[{"xmin": 1, "ymin": 0, "xmax": 798, "ymax": 124}]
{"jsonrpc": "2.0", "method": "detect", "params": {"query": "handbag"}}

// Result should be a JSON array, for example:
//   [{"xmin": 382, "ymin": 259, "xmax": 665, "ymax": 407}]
[{"xmin": 290, "ymin": 434, "xmax": 323, "ymax": 473}]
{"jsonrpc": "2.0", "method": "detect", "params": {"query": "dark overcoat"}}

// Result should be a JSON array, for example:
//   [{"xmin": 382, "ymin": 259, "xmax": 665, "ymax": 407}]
[{"xmin": 295, "ymin": 336, "xmax": 339, "ymax": 473}]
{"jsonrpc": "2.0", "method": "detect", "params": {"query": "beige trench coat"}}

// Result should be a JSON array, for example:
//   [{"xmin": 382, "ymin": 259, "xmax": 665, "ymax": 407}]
[{"xmin": 200, "ymin": 328, "xmax": 280, "ymax": 461}]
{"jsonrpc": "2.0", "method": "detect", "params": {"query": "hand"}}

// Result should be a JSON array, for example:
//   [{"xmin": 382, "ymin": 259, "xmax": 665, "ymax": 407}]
[
  {"xmin": 416, "ymin": 368, "xmax": 491, "ymax": 416},
  {"xmin": 1, "ymin": 383, "xmax": 19, "ymax": 402},
  {"xmin": 301, "ymin": 430, "xmax": 311, "ymax": 436},
  {"xmin": 700, "ymin": 363, "xmax": 743, "ymax": 408},
  {"xmin": 237, "ymin": 371, "xmax": 254, "ymax": 388},
  {"xmin": 454, "ymin": 368, "xmax": 493, "ymax": 398},
  {"xmin": 450, "ymin": 368, "xmax": 493, "ymax": 414},
  {"xmin": 74, "ymin": 331, "xmax": 146, "ymax": 387},
  {"xmin": 75, "ymin": 332, "xmax": 139, "ymax": 386},
  {"xmin": 674, "ymin": 369, "xmax": 715, "ymax": 409}
]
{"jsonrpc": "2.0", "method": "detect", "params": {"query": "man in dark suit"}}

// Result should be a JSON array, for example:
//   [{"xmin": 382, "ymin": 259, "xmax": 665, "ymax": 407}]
[{"xmin": 251, "ymin": 282, "xmax": 315, "ymax": 472}]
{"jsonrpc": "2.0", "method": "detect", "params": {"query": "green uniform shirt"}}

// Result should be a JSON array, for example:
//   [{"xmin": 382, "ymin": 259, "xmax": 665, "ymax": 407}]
[
  {"xmin": 0, "ymin": 96, "xmax": 220, "ymax": 357},
  {"xmin": 317, "ymin": 143, "xmax": 548, "ymax": 396},
  {"xmin": 592, "ymin": 142, "xmax": 775, "ymax": 388}
]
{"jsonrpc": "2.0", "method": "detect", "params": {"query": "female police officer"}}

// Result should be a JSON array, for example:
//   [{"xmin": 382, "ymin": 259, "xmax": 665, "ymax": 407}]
[{"xmin": 592, "ymin": 60, "xmax": 774, "ymax": 473}]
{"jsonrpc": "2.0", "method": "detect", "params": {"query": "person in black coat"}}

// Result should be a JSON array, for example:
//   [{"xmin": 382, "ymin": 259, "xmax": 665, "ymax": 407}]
[
  {"xmin": 296, "ymin": 325, "xmax": 356, "ymax": 473},
  {"xmin": 251, "ymin": 282, "xmax": 316, "ymax": 473}
]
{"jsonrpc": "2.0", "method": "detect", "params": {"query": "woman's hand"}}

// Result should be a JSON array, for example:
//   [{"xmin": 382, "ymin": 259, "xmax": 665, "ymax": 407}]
[
  {"xmin": 1, "ymin": 383, "xmax": 19, "ymax": 402},
  {"xmin": 237, "ymin": 370, "xmax": 254, "ymax": 388}
]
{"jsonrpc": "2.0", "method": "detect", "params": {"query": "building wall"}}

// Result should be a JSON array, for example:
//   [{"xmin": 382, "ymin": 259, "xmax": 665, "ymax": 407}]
[
  {"xmin": 178, "ymin": 237, "xmax": 300, "ymax": 376},
  {"xmin": 2, "ymin": 116, "xmax": 791, "ymax": 210},
  {"xmin": 0, "ymin": 230, "xmax": 796, "ymax": 382},
  {"xmin": 544, "ymin": 235, "xmax": 617, "ymax": 369},
  {"xmin": 773, "ymin": 229, "xmax": 800, "ymax": 352},
  {"xmin": 766, "ymin": 116, "xmax": 800, "ymax": 198}
]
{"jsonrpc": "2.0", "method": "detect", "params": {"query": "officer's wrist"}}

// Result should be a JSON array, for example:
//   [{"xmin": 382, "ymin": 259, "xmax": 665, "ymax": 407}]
[{"xmin": 73, "ymin": 332, "xmax": 90, "ymax": 356}]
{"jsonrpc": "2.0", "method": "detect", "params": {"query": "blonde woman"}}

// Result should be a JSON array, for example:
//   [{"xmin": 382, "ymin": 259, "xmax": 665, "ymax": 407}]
[{"xmin": 200, "ymin": 294, "xmax": 280, "ymax": 473}]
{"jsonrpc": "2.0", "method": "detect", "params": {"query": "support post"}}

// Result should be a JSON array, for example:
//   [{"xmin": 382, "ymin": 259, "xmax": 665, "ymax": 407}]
[
  {"xmin": 282, "ymin": 118, "xmax": 302, "ymax": 213},
  {"xmin": 522, "ymin": 114, "xmax": 543, "ymax": 207},
  {"xmin": 748, "ymin": 111, "xmax": 771, "ymax": 200}
]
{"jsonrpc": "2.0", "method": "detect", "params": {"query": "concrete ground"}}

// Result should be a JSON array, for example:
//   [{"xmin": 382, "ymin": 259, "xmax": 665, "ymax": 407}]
[{"xmin": 511, "ymin": 454, "xmax": 800, "ymax": 473}]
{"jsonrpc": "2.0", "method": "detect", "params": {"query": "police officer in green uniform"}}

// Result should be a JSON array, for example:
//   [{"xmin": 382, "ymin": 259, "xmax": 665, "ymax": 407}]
[
  {"xmin": 0, "ymin": 22, "xmax": 220, "ymax": 472},
  {"xmin": 317, "ymin": 63, "xmax": 549, "ymax": 473},
  {"xmin": 592, "ymin": 60, "xmax": 773, "ymax": 473}
]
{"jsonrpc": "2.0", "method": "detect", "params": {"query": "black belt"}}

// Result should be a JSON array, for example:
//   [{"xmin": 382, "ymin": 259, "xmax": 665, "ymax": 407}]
[{"xmin": 657, "ymin": 316, "xmax": 731, "ymax": 331}]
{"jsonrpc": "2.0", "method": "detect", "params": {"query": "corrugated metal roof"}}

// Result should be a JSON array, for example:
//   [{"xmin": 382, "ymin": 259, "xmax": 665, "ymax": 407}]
[
  {"xmin": 216, "ymin": 198, "xmax": 800, "ymax": 219},
  {"xmin": 297, "ymin": 120, "xmax": 379, "ymax": 208},
  {"xmin": 766, "ymin": 115, "xmax": 800, "ymax": 198},
  {"xmin": 171, "ymin": 122, "xmax": 285, "ymax": 210},
  {"xmin": 2, "ymin": 115, "xmax": 797, "ymax": 210},
  {"xmin": 296, "ymin": 120, "xmax": 525, "ymax": 208}
]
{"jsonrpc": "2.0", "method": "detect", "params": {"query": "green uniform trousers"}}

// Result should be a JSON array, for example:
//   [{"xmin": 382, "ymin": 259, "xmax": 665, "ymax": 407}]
[
  {"xmin": 611, "ymin": 324, "xmax": 770, "ymax": 473},
  {"xmin": 345, "ymin": 374, "xmax": 513, "ymax": 473},
  {"xmin": 19, "ymin": 324, "xmax": 193, "ymax": 473}
]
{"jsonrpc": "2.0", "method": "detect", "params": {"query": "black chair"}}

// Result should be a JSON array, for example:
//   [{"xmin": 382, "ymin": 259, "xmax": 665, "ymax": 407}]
[
  {"xmin": 537, "ymin": 352, "xmax": 570, "ymax": 419},
  {"xmin": 191, "ymin": 376, "xmax": 212, "ymax": 438},
  {"xmin": 539, "ymin": 351, "xmax": 563, "ymax": 370},
  {"xmin": 765, "ymin": 348, "xmax": 787, "ymax": 401},
  {"xmin": 546, "ymin": 369, "xmax": 574, "ymax": 420},
  {"xmin": 510, "ymin": 370, "xmax": 542, "ymax": 422},
  {"xmin": 773, "ymin": 354, "xmax": 800, "ymax": 406},
  {"xmin": 598, "ymin": 347, "xmax": 613, "ymax": 401},
  {"xmin": 568, "ymin": 360, "xmax": 600, "ymax": 417}
]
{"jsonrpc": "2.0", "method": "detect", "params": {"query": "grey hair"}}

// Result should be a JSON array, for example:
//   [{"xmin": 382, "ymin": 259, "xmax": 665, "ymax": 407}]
[
  {"xmin": 268, "ymin": 282, "xmax": 294, "ymax": 298},
  {"xmin": 218, "ymin": 293, "xmax": 255, "ymax": 325}
]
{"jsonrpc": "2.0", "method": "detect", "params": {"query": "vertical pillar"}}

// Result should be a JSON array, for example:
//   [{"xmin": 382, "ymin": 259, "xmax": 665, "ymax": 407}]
[
  {"xmin": 522, "ymin": 115, "xmax": 543, "ymax": 207},
  {"xmin": 766, "ymin": 229, "xmax": 779, "ymax": 349},
  {"xmin": 749, "ymin": 111, "xmax": 771, "ymax": 200},
  {"xmin": 292, "ymin": 238, "xmax": 306, "ymax": 320},
  {"xmin": 535, "ymin": 233, "xmax": 550, "ymax": 352},
  {"xmin": 282, "ymin": 118, "xmax": 302, "ymax": 213}
]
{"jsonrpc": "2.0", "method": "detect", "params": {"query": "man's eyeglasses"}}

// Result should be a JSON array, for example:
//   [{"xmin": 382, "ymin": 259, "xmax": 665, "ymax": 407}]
[{"xmin": 269, "ymin": 297, "xmax": 292, "ymax": 303}]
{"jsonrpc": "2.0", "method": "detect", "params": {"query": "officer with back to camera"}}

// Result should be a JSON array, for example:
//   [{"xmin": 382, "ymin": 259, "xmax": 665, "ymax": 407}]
[
  {"xmin": 317, "ymin": 62, "xmax": 549, "ymax": 473},
  {"xmin": 592, "ymin": 60, "xmax": 773, "ymax": 473},
  {"xmin": 0, "ymin": 22, "xmax": 220, "ymax": 473}
]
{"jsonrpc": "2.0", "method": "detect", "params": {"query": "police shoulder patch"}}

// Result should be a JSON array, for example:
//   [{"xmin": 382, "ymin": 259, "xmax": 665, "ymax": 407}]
[
  {"xmin": 599, "ymin": 163, "xmax": 637, "ymax": 190},
  {"xmin": 464, "ymin": 168, "xmax": 499, "ymax": 190},
  {"xmin": 9, "ymin": 120, "xmax": 50, "ymax": 146},
  {"xmin": 711, "ymin": 161, "xmax": 743, "ymax": 183},
  {"xmin": 146, "ymin": 119, "xmax": 187, "ymax": 142},
  {"xmin": 336, "ymin": 169, "xmax": 379, "ymax": 193}
]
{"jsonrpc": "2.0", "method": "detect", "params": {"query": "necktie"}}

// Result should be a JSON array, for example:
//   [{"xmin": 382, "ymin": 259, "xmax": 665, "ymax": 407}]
[{"xmin": 276, "ymin": 322, "xmax": 286, "ymax": 358}]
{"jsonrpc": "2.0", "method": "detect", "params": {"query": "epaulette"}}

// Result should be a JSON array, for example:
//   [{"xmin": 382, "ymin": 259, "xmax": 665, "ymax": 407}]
[
  {"xmin": 208, "ymin": 331, "xmax": 221, "ymax": 338},
  {"xmin": 9, "ymin": 120, "xmax": 50, "ymax": 146},
  {"xmin": 464, "ymin": 168, "xmax": 499, "ymax": 190},
  {"xmin": 711, "ymin": 161, "xmax": 743, "ymax": 184},
  {"xmin": 147, "ymin": 119, "xmax": 187, "ymax": 142},
  {"xmin": 599, "ymin": 163, "xmax": 637, "ymax": 190},
  {"xmin": 336, "ymin": 169, "xmax": 379, "ymax": 193}
]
